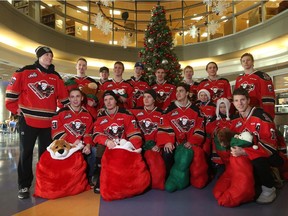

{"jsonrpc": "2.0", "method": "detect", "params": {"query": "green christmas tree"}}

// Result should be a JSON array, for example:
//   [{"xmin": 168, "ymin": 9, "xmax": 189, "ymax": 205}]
[{"xmin": 139, "ymin": 5, "xmax": 182, "ymax": 85}]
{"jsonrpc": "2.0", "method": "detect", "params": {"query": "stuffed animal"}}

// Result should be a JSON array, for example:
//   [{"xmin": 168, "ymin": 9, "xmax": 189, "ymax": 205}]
[
  {"xmin": 113, "ymin": 139, "xmax": 142, "ymax": 153},
  {"xmin": 81, "ymin": 83, "xmax": 98, "ymax": 102},
  {"xmin": 213, "ymin": 131, "xmax": 255, "ymax": 207},
  {"xmin": 47, "ymin": 139, "xmax": 84, "ymax": 160}
]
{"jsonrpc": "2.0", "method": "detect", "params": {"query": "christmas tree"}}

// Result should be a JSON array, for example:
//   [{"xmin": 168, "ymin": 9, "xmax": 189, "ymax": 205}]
[{"xmin": 139, "ymin": 5, "xmax": 182, "ymax": 85}]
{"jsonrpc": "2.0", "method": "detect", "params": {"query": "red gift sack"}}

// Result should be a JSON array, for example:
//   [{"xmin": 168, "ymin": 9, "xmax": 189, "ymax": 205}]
[
  {"xmin": 34, "ymin": 151, "xmax": 90, "ymax": 199},
  {"xmin": 100, "ymin": 149, "xmax": 150, "ymax": 201},
  {"xmin": 213, "ymin": 156, "xmax": 255, "ymax": 207},
  {"xmin": 144, "ymin": 150, "xmax": 166, "ymax": 190},
  {"xmin": 189, "ymin": 145, "xmax": 209, "ymax": 189}
]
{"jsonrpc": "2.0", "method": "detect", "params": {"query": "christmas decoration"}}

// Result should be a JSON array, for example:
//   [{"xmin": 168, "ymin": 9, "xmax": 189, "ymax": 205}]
[
  {"xmin": 100, "ymin": 0, "xmax": 114, "ymax": 7},
  {"xmin": 120, "ymin": 35, "xmax": 130, "ymax": 49},
  {"xmin": 139, "ymin": 5, "xmax": 182, "ymax": 85},
  {"xmin": 101, "ymin": 20, "xmax": 112, "ymax": 35},
  {"xmin": 203, "ymin": 0, "xmax": 213, "ymax": 7},
  {"xmin": 212, "ymin": 0, "xmax": 229, "ymax": 16},
  {"xmin": 188, "ymin": 25, "xmax": 199, "ymax": 38},
  {"xmin": 93, "ymin": 13, "xmax": 104, "ymax": 28},
  {"xmin": 207, "ymin": 20, "xmax": 220, "ymax": 35}
]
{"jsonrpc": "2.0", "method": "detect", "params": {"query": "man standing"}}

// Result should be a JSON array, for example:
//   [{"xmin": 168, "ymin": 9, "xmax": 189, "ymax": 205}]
[
  {"xmin": 5, "ymin": 46, "xmax": 69, "ymax": 199},
  {"xmin": 151, "ymin": 67, "xmax": 176, "ymax": 110},
  {"xmin": 100, "ymin": 61, "xmax": 134, "ymax": 108},
  {"xmin": 235, "ymin": 53, "xmax": 276, "ymax": 119},
  {"xmin": 127, "ymin": 62, "xmax": 150, "ymax": 107},
  {"xmin": 183, "ymin": 65, "xmax": 199, "ymax": 104},
  {"xmin": 65, "ymin": 58, "xmax": 99, "ymax": 119},
  {"xmin": 98, "ymin": 66, "xmax": 110, "ymax": 85},
  {"xmin": 230, "ymin": 87, "xmax": 283, "ymax": 204}
]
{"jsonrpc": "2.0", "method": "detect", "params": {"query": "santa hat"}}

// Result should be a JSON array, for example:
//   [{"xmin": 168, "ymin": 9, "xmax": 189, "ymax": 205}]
[
  {"xmin": 216, "ymin": 97, "xmax": 231, "ymax": 120},
  {"xmin": 197, "ymin": 89, "xmax": 211, "ymax": 101}
]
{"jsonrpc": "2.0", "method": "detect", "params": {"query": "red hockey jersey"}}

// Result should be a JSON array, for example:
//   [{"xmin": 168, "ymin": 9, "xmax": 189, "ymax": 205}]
[
  {"xmin": 51, "ymin": 105, "xmax": 93, "ymax": 145},
  {"xmin": 230, "ymin": 107, "xmax": 277, "ymax": 160},
  {"xmin": 197, "ymin": 77, "xmax": 232, "ymax": 103},
  {"xmin": 163, "ymin": 101, "xmax": 205, "ymax": 146},
  {"xmin": 99, "ymin": 79, "xmax": 134, "ymax": 109},
  {"xmin": 235, "ymin": 71, "xmax": 275, "ymax": 119},
  {"xmin": 151, "ymin": 81, "xmax": 176, "ymax": 110},
  {"xmin": 130, "ymin": 107, "xmax": 175, "ymax": 147},
  {"xmin": 127, "ymin": 76, "xmax": 150, "ymax": 108},
  {"xmin": 93, "ymin": 107, "xmax": 142, "ymax": 149},
  {"xmin": 5, "ymin": 63, "xmax": 69, "ymax": 128}
]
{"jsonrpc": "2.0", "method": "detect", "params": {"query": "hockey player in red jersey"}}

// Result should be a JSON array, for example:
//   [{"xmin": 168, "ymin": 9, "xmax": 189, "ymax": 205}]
[
  {"xmin": 235, "ymin": 53, "xmax": 276, "ymax": 119},
  {"xmin": 92, "ymin": 90, "xmax": 146, "ymax": 197},
  {"xmin": 65, "ymin": 58, "xmax": 99, "ymax": 119},
  {"xmin": 127, "ymin": 62, "xmax": 150, "ymax": 108},
  {"xmin": 34, "ymin": 88, "xmax": 93, "ymax": 199},
  {"xmin": 230, "ymin": 87, "xmax": 283, "ymax": 204},
  {"xmin": 130, "ymin": 89, "xmax": 175, "ymax": 189},
  {"xmin": 151, "ymin": 67, "xmax": 176, "ymax": 110},
  {"xmin": 183, "ymin": 65, "xmax": 199, "ymax": 104},
  {"xmin": 5, "ymin": 46, "xmax": 69, "ymax": 199},
  {"xmin": 163, "ymin": 83, "xmax": 208, "ymax": 191},
  {"xmin": 100, "ymin": 61, "xmax": 134, "ymax": 109},
  {"xmin": 197, "ymin": 62, "xmax": 232, "ymax": 103}
]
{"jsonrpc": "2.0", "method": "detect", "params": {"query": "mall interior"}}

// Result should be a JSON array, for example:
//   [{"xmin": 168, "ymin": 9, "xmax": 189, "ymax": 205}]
[{"xmin": 0, "ymin": 1, "xmax": 288, "ymax": 215}]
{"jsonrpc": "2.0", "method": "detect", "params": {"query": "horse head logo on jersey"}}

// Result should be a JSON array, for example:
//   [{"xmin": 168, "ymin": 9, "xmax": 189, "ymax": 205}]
[
  {"xmin": 156, "ymin": 90, "xmax": 170, "ymax": 103},
  {"xmin": 171, "ymin": 116, "xmax": 195, "ymax": 133},
  {"xmin": 138, "ymin": 118, "xmax": 158, "ymax": 135},
  {"xmin": 211, "ymin": 87, "xmax": 224, "ymax": 101},
  {"xmin": 105, "ymin": 123, "xmax": 124, "ymax": 140},
  {"xmin": 28, "ymin": 80, "xmax": 55, "ymax": 99},
  {"xmin": 240, "ymin": 82, "xmax": 255, "ymax": 92},
  {"xmin": 64, "ymin": 119, "xmax": 86, "ymax": 137}
]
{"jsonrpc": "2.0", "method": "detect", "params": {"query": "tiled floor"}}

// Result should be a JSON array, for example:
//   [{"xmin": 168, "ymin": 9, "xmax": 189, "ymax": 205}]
[{"xmin": 1, "ymin": 132, "xmax": 288, "ymax": 216}]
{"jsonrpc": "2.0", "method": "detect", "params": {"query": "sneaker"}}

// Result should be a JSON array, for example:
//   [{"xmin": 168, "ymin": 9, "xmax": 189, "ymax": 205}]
[
  {"xmin": 88, "ymin": 177, "xmax": 95, "ymax": 188},
  {"xmin": 94, "ymin": 181, "xmax": 100, "ymax": 194},
  {"xmin": 256, "ymin": 185, "xmax": 276, "ymax": 204},
  {"xmin": 18, "ymin": 187, "xmax": 30, "ymax": 199}
]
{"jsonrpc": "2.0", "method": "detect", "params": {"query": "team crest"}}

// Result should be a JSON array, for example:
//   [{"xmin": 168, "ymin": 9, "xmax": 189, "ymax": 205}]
[
  {"xmin": 28, "ymin": 80, "xmax": 54, "ymax": 99},
  {"xmin": 9, "ymin": 77, "xmax": 16, "ymax": 86},
  {"xmin": 133, "ymin": 88, "xmax": 143, "ymax": 99},
  {"xmin": 156, "ymin": 90, "xmax": 171, "ymax": 103},
  {"xmin": 64, "ymin": 119, "xmax": 86, "ymax": 137},
  {"xmin": 240, "ymin": 82, "xmax": 255, "ymax": 92},
  {"xmin": 104, "ymin": 123, "xmax": 124, "ymax": 140},
  {"xmin": 210, "ymin": 87, "xmax": 224, "ymax": 101},
  {"xmin": 138, "ymin": 118, "xmax": 158, "ymax": 135},
  {"xmin": 171, "ymin": 116, "xmax": 195, "ymax": 132}
]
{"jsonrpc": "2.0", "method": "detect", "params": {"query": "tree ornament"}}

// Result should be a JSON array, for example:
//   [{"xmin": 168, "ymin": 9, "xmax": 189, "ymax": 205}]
[
  {"xmin": 148, "ymin": 38, "xmax": 154, "ymax": 43},
  {"xmin": 162, "ymin": 59, "xmax": 168, "ymax": 64}
]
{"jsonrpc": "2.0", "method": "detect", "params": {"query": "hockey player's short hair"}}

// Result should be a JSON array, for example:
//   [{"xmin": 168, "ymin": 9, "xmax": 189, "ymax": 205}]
[{"xmin": 233, "ymin": 87, "xmax": 250, "ymax": 99}]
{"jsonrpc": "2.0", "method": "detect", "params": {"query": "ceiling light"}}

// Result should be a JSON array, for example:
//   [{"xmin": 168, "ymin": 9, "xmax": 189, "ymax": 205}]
[
  {"xmin": 191, "ymin": 16, "xmax": 203, "ymax": 21},
  {"xmin": 109, "ymin": 10, "xmax": 121, "ymax": 15},
  {"xmin": 77, "ymin": 6, "xmax": 88, "ymax": 11}
]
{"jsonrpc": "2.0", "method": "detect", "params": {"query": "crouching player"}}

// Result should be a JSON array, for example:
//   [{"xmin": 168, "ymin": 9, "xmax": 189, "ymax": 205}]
[
  {"xmin": 163, "ymin": 83, "xmax": 208, "ymax": 192},
  {"xmin": 131, "ymin": 89, "xmax": 175, "ymax": 189}
]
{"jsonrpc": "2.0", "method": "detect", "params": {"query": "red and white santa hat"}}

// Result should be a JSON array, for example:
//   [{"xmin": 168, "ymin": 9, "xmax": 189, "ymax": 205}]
[
  {"xmin": 216, "ymin": 97, "xmax": 231, "ymax": 120},
  {"xmin": 197, "ymin": 89, "xmax": 211, "ymax": 101}
]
